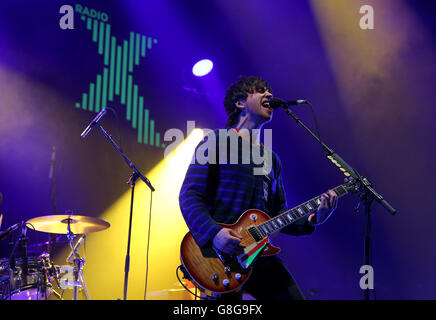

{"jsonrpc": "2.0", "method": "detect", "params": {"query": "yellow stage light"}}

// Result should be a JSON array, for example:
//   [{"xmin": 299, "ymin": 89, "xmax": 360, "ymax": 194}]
[{"xmin": 54, "ymin": 129, "xmax": 205, "ymax": 300}]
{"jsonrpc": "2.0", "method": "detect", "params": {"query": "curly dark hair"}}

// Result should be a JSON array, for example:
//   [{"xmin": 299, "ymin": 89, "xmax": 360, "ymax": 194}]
[{"xmin": 223, "ymin": 76, "xmax": 272, "ymax": 128}]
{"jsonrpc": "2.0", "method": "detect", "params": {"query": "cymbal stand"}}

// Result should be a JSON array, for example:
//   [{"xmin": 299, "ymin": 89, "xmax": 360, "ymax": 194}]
[{"xmin": 66, "ymin": 219, "xmax": 90, "ymax": 300}]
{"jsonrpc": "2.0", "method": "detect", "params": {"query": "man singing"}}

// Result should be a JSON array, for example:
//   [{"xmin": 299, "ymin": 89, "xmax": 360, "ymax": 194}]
[{"xmin": 179, "ymin": 76, "xmax": 338, "ymax": 300}]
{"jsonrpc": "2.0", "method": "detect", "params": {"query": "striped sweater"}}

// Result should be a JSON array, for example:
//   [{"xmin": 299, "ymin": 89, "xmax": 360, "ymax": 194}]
[{"xmin": 179, "ymin": 129, "xmax": 315, "ymax": 248}]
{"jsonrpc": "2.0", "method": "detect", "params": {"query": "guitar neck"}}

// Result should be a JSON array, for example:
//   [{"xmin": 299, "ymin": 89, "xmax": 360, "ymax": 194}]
[{"xmin": 256, "ymin": 184, "xmax": 349, "ymax": 237}]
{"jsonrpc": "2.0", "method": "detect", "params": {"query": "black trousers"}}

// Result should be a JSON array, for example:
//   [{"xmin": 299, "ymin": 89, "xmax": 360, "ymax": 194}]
[{"xmin": 210, "ymin": 256, "xmax": 305, "ymax": 301}]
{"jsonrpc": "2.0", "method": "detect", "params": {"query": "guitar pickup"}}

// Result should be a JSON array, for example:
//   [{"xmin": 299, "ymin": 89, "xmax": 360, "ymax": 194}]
[{"xmin": 247, "ymin": 225, "xmax": 263, "ymax": 242}]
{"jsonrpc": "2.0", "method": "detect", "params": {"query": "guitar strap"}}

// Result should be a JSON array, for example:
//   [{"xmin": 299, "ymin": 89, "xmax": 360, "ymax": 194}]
[{"xmin": 237, "ymin": 237, "xmax": 270, "ymax": 269}]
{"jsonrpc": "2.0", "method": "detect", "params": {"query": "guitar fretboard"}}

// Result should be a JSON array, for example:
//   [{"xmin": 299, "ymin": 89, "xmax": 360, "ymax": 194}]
[{"xmin": 255, "ymin": 184, "xmax": 349, "ymax": 238}]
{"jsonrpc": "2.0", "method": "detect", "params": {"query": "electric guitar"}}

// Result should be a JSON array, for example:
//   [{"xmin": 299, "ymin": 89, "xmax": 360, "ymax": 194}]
[{"xmin": 180, "ymin": 178, "xmax": 359, "ymax": 296}]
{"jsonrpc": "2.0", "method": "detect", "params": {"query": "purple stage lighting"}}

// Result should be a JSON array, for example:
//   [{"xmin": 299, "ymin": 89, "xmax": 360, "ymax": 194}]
[{"xmin": 192, "ymin": 59, "xmax": 213, "ymax": 77}]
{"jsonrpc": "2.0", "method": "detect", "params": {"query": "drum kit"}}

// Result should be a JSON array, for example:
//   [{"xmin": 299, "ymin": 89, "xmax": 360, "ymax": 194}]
[{"xmin": 0, "ymin": 214, "xmax": 110, "ymax": 300}]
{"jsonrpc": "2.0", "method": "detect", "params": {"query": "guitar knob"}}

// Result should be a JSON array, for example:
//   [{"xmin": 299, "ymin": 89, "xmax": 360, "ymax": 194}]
[
  {"xmin": 211, "ymin": 274, "xmax": 219, "ymax": 283},
  {"xmin": 224, "ymin": 267, "xmax": 231, "ymax": 275},
  {"xmin": 235, "ymin": 273, "xmax": 242, "ymax": 281},
  {"xmin": 222, "ymin": 279, "xmax": 230, "ymax": 287}
]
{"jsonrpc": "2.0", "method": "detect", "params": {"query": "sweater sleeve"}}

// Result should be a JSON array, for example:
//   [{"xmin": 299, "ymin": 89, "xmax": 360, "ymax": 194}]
[{"xmin": 179, "ymin": 133, "xmax": 222, "ymax": 248}]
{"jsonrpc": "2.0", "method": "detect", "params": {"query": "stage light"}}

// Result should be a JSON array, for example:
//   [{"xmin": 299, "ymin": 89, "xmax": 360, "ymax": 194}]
[
  {"xmin": 192, "ymin": 59, "xmax": 213, "ymax": 77},
  {"xmin": 53, "ymin": 129, "xmax": 205, "ymax": 300}
]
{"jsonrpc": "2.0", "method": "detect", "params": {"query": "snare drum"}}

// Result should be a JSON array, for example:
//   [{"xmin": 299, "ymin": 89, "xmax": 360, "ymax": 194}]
[{"xmin": 0, "ymin": 254, "xmax": 57, "ymax": 300}]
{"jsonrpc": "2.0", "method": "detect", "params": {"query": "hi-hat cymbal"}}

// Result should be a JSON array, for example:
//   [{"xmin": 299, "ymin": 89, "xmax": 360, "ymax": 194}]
[{"xmin": 27, "ymin": 215, "xmax": 110, "ymax": 234}]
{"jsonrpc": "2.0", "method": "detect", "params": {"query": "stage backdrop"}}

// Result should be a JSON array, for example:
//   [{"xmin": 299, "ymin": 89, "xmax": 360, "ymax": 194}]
[{"xmin": 0, "ymin": 0, "xmax": 435, "ymax": 299}]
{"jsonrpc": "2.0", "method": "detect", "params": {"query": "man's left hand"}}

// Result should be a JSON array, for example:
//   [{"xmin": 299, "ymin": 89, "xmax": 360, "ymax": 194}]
[{"xmin": 308, "ymin": 189, "xmax": 338, "ymax": 225}]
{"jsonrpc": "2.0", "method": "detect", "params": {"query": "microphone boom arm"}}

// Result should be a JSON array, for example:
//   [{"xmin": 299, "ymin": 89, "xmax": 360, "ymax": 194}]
[
  {"xmin": 282, "ymin": 106, "xmax": 396, "ymax": 215},
  {"xmin": 282, "ymin": 102, "xmax": 396, "ymax": 301},
  {"xmin": 95, "ymin": 123, "xmax": 155, "ymax": 191}
]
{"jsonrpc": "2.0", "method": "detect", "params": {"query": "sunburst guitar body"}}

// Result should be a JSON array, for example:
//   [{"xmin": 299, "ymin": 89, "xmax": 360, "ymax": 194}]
[
  {"xmin": 180, "ymin": 209, "xmax": 279, "ymax": 296},
  {"xmin": 179, "ymin": 181, "xmax": 356, "ymax": 297}
]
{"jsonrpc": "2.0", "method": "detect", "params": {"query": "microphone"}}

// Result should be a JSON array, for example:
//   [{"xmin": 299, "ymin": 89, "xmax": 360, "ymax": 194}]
[
  {"xmin": 81, "ymin": 108, "xmax": 107, "ymax": 138},
  {"xmin": 269, "ymin": 97, "xmax": 308, "ymax": 109},
  {"xmin": 48, "ymin": 145, "xmax": 56, "ymax": 179},
  {"xmin": 0, "ymin": 223, "xmax": 20, "ymax": 240}
]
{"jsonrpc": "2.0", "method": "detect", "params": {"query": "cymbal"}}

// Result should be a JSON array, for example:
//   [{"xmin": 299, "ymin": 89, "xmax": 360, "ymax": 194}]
[{"xmin": 27, "ymin": 215, "xmax": 110, "ymax": 234}]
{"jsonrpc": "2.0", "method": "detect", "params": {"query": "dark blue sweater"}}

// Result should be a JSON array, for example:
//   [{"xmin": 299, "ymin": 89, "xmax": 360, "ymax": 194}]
[{"xmin": 179, "ymin": 129, "xmax": 315, "ymax": 248}]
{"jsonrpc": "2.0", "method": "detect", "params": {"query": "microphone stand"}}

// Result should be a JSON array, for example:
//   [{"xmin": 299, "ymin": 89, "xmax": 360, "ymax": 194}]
[
  {"xmin": 282, "ymin": 106, "xmax": 396, "ymax": 300},
  {"xmin": 93, "ymin": 123, "xmax": 155, "ymax": 300},
  {"xmin": 49, "ymin": 145, "xmax": 57, "ymax": 256}
]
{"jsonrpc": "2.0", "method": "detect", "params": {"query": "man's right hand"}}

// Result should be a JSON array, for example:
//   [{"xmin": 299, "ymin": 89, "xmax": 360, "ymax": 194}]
[{"xmin": 213, "ymin": 228, "xmax": 244, "ymax": 256}]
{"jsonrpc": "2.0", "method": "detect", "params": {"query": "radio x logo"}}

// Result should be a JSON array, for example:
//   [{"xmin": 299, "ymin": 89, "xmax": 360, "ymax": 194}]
[{"xmin": 59, "ymin": 4, "xmax": 164, "ymax": 149}]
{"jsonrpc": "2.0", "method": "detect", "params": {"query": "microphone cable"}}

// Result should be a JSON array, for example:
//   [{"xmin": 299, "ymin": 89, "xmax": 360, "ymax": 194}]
[
  {"xmin": 105, "ymin": 107, "xmax": 123, "ymax": 152},
  {"xmin": 175, "ymin": 265, "xmax": 204, "ymax": 300},
  {"xmin": 143, "ymin": 188, "xmax": 153, "ymax": 300},
  {"xmin": 305, "ymin": 100, "xmax": 324, "ymax": 150}
]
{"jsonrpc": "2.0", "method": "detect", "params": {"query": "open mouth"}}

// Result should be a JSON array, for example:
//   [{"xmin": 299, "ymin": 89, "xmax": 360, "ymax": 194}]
[{"xmin": 261, "ymin": 101, "xmax": 271, "ymax": 109}]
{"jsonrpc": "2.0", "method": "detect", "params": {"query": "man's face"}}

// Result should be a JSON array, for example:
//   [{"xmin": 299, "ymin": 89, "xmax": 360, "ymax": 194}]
[{"xmin": 237, "ymin": 87, "xmax": 273, "ymax": 124}]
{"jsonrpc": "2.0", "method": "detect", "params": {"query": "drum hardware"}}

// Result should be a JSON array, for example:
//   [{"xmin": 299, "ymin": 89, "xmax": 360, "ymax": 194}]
[
  {"xmin": 4, "ymin": 222, "xmax": 29, "ymax": 299},
  {"xmin": 1, "ymin": 214, "xmax": 109, "ymax": 300},
  {"xmin": 38, "ymin": 251, "xmax": 63, "ymax": 300},
  {"xmin": 0, "ymin": 222, "xmax": 61, "ymax": 300},
  {"xmin": 66, "ymin": 229, "xmax": 89, "ymax": 300},
  {"xmin": 25, "ymin": 214, "xmax": 110, "ymax": 300},
  {"xmin": 58, "ymin": 265, "xmax": 81, "ymax": 290},
  {"xmin": 0, "ymin": 255, "xmax": 57, "ymax": 300},
  {"xmin": 27, "ymin": 235, "xmax": 66, "ymax": 255}
]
